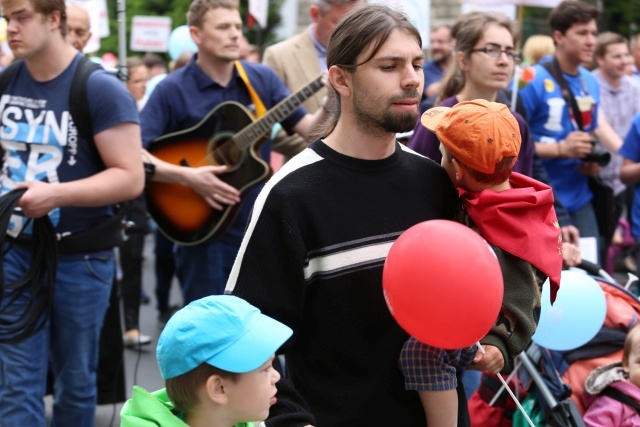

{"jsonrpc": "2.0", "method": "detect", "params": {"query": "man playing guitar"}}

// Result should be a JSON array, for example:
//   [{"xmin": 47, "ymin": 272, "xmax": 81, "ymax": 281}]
[{"xmin": 141, "ymin": 0, "xmax": 325, "ymax": 304}]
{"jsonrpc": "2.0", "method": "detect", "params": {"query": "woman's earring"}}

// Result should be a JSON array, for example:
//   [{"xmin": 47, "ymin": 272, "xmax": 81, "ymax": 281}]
[{"xmin": 455, "ymin": 173, "xmax": 459, "ymax": 180}]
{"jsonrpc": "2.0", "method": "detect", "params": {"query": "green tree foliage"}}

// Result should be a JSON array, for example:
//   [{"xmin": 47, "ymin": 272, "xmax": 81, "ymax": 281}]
[
  {"xmin": 243, "ymin": 0, "xmax": 284, "ymax": 50},
  {"xmin": 98, "ymin": 0, "xmax": 283, "ymax": 58},
  {"xmin": 599, "ymin": 0, "xmax": 640, "ymax": 38},
  {"xmin": 521, "ymin": 1, "xmax": 640, "ymax": 43}
]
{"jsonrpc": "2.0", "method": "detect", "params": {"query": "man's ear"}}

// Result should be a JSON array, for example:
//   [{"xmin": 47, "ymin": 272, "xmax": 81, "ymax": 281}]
[
  {"xmin": 551, "ymin": 30, "xmax": 564, "ymax": 47},
  {"xmin": 328, "ymin": 65, "xmax": 351, "ymax": 98},
  {"xmin": 49, "ymin": 10, "xmax": 62, "ymax": 32},
  {"xmin": 189, "ymin": 25, "xmax": 202, "ymax": 47},
  {"xmin": 205, "ymin": 375, "xmax": 228, "ymax": 405},
  {"xmin": 594, "ymin": 54, "xmax": 604, "ymax": 70},
  {"xmin": 310, "ymin": 5, "xmax": 320, "ymax": 23}
]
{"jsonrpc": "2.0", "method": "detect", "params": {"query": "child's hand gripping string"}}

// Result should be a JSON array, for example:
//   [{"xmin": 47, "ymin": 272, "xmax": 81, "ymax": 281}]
[
  {"xmin": 470, "ymin": 344, "xmax": 505, "ymax": 373},
  {"xmin": 475, "ymin": 342, "xmax": 535, "ymax": 427}
]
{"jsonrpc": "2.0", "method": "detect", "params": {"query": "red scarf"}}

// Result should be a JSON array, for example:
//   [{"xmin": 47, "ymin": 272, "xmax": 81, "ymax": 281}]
[{"xmin": 458, "ymin": 173, "xmax": 562, "ymax": 303}]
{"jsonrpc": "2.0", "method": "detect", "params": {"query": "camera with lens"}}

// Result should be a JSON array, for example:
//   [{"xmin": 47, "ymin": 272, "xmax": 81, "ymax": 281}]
[{"xmin": 584, "ymin": 135, "xmax": 611, "ymax": 167}]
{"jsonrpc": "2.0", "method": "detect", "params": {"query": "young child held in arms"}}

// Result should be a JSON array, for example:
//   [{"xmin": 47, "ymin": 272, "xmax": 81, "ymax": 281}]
[
  {"xmin": 399, "ymin": 99, "xmax": 563, "ymax": 426},
  {"xmin": 583, "ymin": 323, "xmax": 640, "ymax": 426},
  {"xmin": 120, "ymin": 295, "xmax": 292, "ymax": 427}
]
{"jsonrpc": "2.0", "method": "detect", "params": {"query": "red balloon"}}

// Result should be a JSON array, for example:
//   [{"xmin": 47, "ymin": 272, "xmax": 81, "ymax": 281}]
[
  {"xmin": 383, "ymin": 220, "xmax": 503, "ymax": 349},
  {"xmin": 101, "ymin": 52, "xmax": 117, "ymax": 69}
]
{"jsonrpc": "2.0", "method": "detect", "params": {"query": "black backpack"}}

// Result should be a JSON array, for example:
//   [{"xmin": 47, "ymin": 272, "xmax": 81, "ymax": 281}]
[
  {"xmin": 0, "ymin": 56, "xmax": 100, "ymax": 148},
  {"xmin": 0, "ymin": 57, "xmax": 127, "ymax": 253}
]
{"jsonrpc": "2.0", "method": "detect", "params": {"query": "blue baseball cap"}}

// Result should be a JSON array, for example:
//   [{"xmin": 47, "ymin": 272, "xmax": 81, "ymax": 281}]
[{"xmin": 156, "ymin": 295, "xmax": 293, "ymax": 380}]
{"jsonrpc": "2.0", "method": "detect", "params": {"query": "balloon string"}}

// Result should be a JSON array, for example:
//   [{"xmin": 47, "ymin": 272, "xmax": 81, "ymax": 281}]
[
  {"xmin": 488, "ymin": 359, "xmax": 522, "ymax": 407},
  {"xmin": 476, "ymin": 342, "xmax": 535, "ymax": 427}
]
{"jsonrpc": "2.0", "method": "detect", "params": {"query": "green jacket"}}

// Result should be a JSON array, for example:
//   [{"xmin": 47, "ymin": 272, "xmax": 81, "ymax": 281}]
[{"xmin": 120, "ymin": 386, "xmax": 256, "ymax": 427}]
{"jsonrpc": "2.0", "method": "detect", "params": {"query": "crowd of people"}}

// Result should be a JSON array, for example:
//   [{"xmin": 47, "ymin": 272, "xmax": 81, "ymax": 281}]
[{"xmin": 2, "ymin": 0, "xmax": 640, "ymax": 426}]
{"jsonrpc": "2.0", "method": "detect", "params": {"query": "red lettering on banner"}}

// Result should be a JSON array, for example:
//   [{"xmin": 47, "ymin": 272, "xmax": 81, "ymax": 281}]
[
  {"xmin": 135, "ymin": 21, "xmax": 171, "ymax": 28},
  {"xmin": 133, "ymin": 39, "xmax": 166, "ymax": 48}
]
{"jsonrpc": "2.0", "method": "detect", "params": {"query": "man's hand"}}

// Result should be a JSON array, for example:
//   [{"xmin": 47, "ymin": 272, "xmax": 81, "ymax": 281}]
[
  {"xmin": 470, "ymin": 344, "xmax": 505, "ymax": 374},
  {"xmin": 561, "ymin": 225, "xmax": 580, "ymax": 245},
  {"xmin": 562, "ymin": 242, "xmax": 582, "ymax": 268},
  {"xmin": 577, "ymin": 161, "xmax": 601, "ymax": 176},
  {"xmin": 561, "ymin": 131, "xmax": 593, "ymax": 158},
  {"xmin": 185, "ymin": 165, "xmax": 241, "ymax": 210},
  {"xmin": 143, "ymin": 149, "xmax": 240, "ymax": 209},
  {"xmin": 15, "ymin": 181, "xmax": 58, "ymax": 218}
]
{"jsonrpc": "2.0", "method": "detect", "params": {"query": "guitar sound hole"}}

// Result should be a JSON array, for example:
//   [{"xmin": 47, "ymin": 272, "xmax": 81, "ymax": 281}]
[{"xmin": 213, "ymin": 140, "xmax": 243, "ymax": 168}]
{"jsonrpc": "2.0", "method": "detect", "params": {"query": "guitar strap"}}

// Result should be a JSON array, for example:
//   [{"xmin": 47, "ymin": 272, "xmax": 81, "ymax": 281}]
[{"xmin": 235, "ymin": 61, "xmax": 267, "ymax": 118}]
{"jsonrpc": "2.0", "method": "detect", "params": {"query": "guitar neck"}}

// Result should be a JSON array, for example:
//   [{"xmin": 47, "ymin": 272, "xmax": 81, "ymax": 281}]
[{"xmin": 233, "ymin": 74, "xmax": 325, "ymax": 150}]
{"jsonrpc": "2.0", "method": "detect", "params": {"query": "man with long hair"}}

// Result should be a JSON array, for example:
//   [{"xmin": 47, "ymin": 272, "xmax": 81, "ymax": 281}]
[{"xmin": 226, "ymin": 5, "xmax": 459, "ymax": 426}]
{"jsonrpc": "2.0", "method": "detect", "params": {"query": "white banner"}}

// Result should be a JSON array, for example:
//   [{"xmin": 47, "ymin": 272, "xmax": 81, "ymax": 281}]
[
  {"xmin": 96, "ymin": 0, "xmax": 109, "ymax": 38},
  {"xmin": 249, "ymin": 0, "xmax": 268, "ymax": 28},
  {"xmin": 461, "ymin": 2, "xmax": 517, "ymax": 20},
  {"xmin": 130, "ymin": 16, "xmax": 172, "ymax": 52},
  {"xmin": 368, "ymin": 0, "xmax": 430, "ymax": 49}
]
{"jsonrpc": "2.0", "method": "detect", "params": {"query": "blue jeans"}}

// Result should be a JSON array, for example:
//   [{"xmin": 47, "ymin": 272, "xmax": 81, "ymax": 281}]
[
  {"xmin": 175, "ymin": 233, "xmax": 239, "ymax": 304},
  {"xmin": 570, "ymin": 201, "xmax": 601, "ymax": 264},
  {"xmin": 0, "ymin": 246, "xmax": 113, "ymax": 427},
  {"xmin": 154, "ymin": 228, "xmax": 177, "ymax": 313}
]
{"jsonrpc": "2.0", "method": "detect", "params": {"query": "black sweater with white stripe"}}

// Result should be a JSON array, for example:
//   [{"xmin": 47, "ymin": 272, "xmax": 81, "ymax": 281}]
[{"xmin": 227, "ymin": 139, "xmax": 458, "ymax": 427}]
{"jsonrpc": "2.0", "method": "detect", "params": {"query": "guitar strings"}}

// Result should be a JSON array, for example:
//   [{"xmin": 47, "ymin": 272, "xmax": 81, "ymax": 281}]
[{"xmin": 177, "ymin": 75, "xmax": 325, "ymax": 169}]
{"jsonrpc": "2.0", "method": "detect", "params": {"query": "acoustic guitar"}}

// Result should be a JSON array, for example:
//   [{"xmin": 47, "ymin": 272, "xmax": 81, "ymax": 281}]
[{"xmin": 146, "ymin": 74, "xmax": 325, "ymax": 245}]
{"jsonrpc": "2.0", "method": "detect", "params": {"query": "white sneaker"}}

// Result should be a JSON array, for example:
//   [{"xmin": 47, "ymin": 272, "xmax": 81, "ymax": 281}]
[{"xmin": 123, "ymin": 332, "xmax": 152, "ymax": 347}]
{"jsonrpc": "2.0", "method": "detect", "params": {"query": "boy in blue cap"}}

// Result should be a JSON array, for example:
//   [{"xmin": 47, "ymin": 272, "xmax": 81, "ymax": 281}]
[{"xmin": 120, "ymin": 295, "xmax": 293, "ymax": 427}]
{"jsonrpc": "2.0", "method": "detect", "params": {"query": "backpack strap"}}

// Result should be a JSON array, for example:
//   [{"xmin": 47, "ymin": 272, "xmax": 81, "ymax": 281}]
[
  {"xmin": 601, "ymin": 386, "xmax": 640, "ymax": 415},
  {"xmin": 0, "ymin": 61, "xmax": 22, "ymax": 159},
  {"xmin": 0, "ymin": 57, "xmax": 100, "ymax": 145},
  {"xmin": 69, "ymin": 56, "xmax": 102, "ymax": 166},
  {"xmin": 69, "ymin": 56, "xmax": 100, "ymax": 142},
  {"xmin": 1, "ymin": 57, "xmax": 102, "ymax": 162},
  {"xmin": 0, "ymin": 61, "xmax": 22, "ymax": 94},
  {"xmin": 0, "ymin": 57, "xmax": 124, "ymax": 251}
]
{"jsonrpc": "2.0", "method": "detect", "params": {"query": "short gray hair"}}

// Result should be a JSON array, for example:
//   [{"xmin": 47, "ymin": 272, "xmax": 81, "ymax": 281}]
[{"xmin": 312, "ymin": 0, "xmax": 361, "ymax": 14}]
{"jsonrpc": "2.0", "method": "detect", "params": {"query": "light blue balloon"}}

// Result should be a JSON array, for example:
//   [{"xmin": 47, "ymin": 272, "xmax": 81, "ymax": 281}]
[
  {"xmin": 532, "ymin": 270, "xmax": 606, "ymax": 351},
  {"xmin": 168, "ymin": 25, "xmax": 197, "ymax": 61},
  {"xmin": 89, "ymin": 56, "xmax": 103, "ymax": 66}
]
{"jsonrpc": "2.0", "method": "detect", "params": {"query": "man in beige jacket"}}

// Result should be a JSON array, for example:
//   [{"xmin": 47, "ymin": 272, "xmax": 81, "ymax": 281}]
[{"xmin": 263, "ymin": 0, "xmax": 362, "ymax": 161}]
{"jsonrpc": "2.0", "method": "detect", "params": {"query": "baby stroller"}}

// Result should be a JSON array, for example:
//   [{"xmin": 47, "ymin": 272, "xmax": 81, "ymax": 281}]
[
  {"xmin": 468, "ymin": 261, "xmax": 640, "ymax": 426},
  {"xmin": 605, "ymin": 218, "xmax": 637, "ymax": 277}
]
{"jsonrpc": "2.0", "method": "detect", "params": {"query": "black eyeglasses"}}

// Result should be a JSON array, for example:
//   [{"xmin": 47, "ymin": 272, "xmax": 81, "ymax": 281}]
[{"xmin": 471, "ymin": 43, "xmax": 522, "ymax": 63}]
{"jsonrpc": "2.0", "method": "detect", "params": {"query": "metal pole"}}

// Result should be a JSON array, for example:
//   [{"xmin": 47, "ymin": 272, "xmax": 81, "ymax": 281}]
[
  {"xmin": 116, "ymin": 0, "xmax": 128, "ymax": 85},
  {"xmin": 517, "ymin": 5, "xmax": 524, "ymax": 50},
  {"xmin": 518, "ymin": 349, "xmax": 559, "ymax": 408}
]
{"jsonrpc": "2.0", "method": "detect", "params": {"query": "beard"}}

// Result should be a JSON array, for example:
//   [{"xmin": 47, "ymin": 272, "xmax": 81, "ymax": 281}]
[
  {"xmin": 434, "ymin": 51, "xmax": 452, "ymax": 66},
  {"xmin": 378, "ymin": 110, "xmax": 419, "ymax": 133},
  {"xmin": 352, "ymin": 86, "xmax": 420, "ymax": 134}
]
